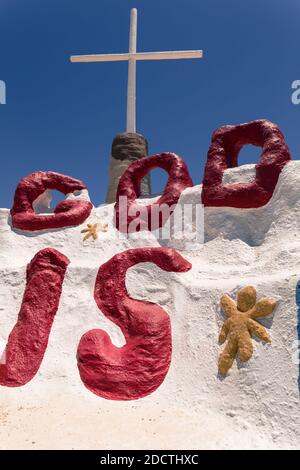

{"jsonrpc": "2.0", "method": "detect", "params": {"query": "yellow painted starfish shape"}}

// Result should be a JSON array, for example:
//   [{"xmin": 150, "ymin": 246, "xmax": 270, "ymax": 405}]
[
  {"xmin": 81, "ymin": 222, "xmax": 108, "ymax": 241},
  {"xmin": 218, "ymin": 286, "xmax": 277, "ymax": 375}
]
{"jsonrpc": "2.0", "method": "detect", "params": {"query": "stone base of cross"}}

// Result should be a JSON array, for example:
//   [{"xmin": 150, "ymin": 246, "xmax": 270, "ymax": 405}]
[
  {"xmin": 105, "ymin": 132, "xmax": 151, "ymax": 204},
  {"xmin": 70, "ymin": 8, "xmax": 203, "ymax": 203}
]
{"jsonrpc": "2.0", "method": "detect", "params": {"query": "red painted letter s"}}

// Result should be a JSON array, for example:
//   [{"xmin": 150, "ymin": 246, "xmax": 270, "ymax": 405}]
[{"xmin": 77, "ymin": 247, "xmax": 192, "ymax": 400}]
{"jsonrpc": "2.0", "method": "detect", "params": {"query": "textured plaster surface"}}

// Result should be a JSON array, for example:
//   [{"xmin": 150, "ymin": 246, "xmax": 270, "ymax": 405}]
[{"xmin": 0, "ymin": 161, "xmax": 300, "ymax": 449}]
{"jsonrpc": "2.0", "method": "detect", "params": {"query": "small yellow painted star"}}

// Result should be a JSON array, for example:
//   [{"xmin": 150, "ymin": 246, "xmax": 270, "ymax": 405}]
[{"xmin": 81, "ymin": 223, "xmax": 108, "ymax": 241}]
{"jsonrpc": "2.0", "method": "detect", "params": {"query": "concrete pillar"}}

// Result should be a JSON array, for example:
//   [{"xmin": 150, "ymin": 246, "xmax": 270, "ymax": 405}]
[{"xmin": 105, "ymin": 132, "xmax": 151, "ymax": 203}]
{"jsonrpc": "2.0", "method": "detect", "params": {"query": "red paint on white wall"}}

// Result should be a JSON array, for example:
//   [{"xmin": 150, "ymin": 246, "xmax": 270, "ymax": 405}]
[
  {"xmin": 0, "ymin": 248, "xmax": 69, "ymax": 387},
  {"xmin": 114, "ymin": 153, "xmax": 193, "ymax": 232},
  {"xmin": 77, "ymin": 247, "xmax": 192, "ymax": 400},
  {"xmin": 11, "ymin": 171, "xmax": 92, "ymax": 231},
  {"xmin": 202, "ymin": 119, "xmax": 291, "ymax": 208}
]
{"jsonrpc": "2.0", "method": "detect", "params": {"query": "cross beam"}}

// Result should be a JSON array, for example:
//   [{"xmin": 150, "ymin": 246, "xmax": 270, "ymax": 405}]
[
  {"xmin": 70, "ymin": 51, "xmax": 203, "ymax": 63},
  {"xmin": 70, "ymin": 8, "xmax": 203, "ymax": 133}
]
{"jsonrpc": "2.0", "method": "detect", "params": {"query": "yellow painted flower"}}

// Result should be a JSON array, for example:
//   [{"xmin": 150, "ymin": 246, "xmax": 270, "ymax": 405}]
[{"xmin": 218, "ymin": 286, "xmax": 277, "ymax": 375}]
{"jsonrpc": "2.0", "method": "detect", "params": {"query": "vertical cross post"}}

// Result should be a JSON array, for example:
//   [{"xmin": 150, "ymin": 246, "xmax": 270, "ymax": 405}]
[
  {"xmin": 127, "ymin": 8, "xmax": 137, "ymax": 133},
  {"xmin": 70, "ymin": 8, "xmax": 203, "ymax": 203}
]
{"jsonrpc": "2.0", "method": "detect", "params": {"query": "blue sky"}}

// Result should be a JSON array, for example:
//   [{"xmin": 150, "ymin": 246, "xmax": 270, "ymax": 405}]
[{"xmin": 0, "ymin": 0, "xmax": 299, "ymax": 208}]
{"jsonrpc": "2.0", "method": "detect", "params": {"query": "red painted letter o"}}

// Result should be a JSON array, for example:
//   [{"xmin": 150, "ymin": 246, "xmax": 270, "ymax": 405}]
[{"xmin": 202, "ymin": 119, "xmax": 291, "ymax": 208}]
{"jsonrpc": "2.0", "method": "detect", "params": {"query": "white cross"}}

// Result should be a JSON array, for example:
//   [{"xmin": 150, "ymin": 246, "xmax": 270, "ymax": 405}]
[{"xmin": 70, "ymin": 8, "xmax": 203, "ymax": 133}]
